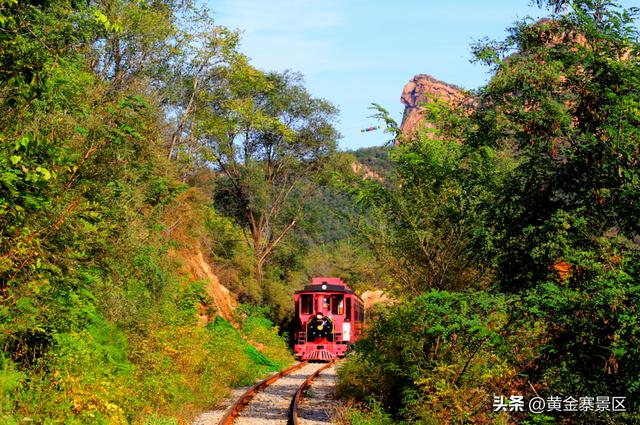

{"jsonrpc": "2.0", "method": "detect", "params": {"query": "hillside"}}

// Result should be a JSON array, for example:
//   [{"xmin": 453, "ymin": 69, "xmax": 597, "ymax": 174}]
[
  {"xmin": 337, "ymin": 5, "xmax": 640, "ymax": 424},
  {"xmin": 351, "ymin": 146, "xmax": 393, "ymax": 181},
  {"xmin": 0, "ymin": 2, "xmax": 343, "ymax": 422}
]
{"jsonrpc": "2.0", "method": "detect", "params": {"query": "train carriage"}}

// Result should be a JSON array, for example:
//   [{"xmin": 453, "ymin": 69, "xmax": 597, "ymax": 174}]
[{"xmin": 293, "ymin": 277, "xmax": 364, "ymax": 361}]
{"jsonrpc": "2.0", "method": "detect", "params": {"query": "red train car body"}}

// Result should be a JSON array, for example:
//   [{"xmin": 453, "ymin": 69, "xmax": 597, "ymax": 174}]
[{"xmin": 293, "ymin": 277, "xmax": 364, "ymax": 361}]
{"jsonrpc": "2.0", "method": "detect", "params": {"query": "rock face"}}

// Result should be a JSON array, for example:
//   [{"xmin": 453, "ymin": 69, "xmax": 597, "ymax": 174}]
[
  {"xmin": 360, "ymin": 289, "xmax": 394, "ymax": 311},
  {"xmin": 170, "ymin": 247, "xmax": 237, "ymax": 324},
  {"xmin": 400, "ymin": 74, "xmax": 466, "ymax": 139},
  {"xmin": 351, "ymin": 161, "xmax": 383, "ymax": 182}
]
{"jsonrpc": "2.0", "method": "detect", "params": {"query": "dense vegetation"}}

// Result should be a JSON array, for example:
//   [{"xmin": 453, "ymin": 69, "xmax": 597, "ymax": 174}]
[
  {"xmin": 339, "ymin": 1, "xmax": 640, "ymax": 424},
  {"xmin": 3, "ymin": 0, "xmax": 638, "ymax": 424},
  {"xmin": 0, "ymin": 0, "xmax": 382, "ymax": 423}
]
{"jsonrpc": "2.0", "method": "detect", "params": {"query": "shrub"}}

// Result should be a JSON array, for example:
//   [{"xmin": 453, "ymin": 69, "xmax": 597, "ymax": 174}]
[{"xmin": 339, "ymin": 290, "xmax": 541, "ymax": 423}]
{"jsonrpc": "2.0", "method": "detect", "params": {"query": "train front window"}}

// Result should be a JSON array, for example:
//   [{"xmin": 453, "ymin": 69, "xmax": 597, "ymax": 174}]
[
  {"xmin": 331, "ymin": 295, "xmax": 344, "ymax": 315},
  {"xmin": 345, "ymin": 297, "xmax": 351, "ymax": 322},
  {"xmin": 301, "ymin": 294, "xmax": 313, "ymax": 314}
]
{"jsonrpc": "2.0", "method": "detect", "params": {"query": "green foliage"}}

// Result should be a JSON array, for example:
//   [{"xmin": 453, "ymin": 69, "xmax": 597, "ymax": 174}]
[
  {"xmin": 341, "ymin": 400, "xmax": 398, "ymax": 425},
  {"xmin": 347, "ymin": 134, "xmax": 510, "ymax": 294},
  {"xmin": 341, "ymin": 1, "xmax": 640, "ymax": 423},
  {"xmin": 288, "ymin": 240, "xmax": 389, "ymax": 294},
  {"xmin": 238, "ymin": 308, "xmax": 291, "ymax": 369},
  {"xmin": 9, "ymin": 308, "xmax": 292, "ymax": 423},
  {"xmin": 339, "ymin": 291, "xmax": 540, "ymax": 423},
  {"xmin": 206, "ymin": 210, "xmax": 263, "ymax": 304},
  {"xmin": 462, "ymin": 4, "xmax": 640, "ymax": 415},
  {"xmin": 524, "ymin": 253, "xmax": 640, "ymax": 403},
  {"xmin": 202, "ymin": 64, "xmax": 340, "ymax": 285},
  {"xmin": 206, "ymin": 316, "xmax": 291, "ymax": 383},
  {"xmin": 0, "ymin": 0, "xmax": 300, "ymax": 423},
  {"xmin": 0, "ymin": 355, "xmax": 23, "ymax": 422},
  {"xmin": 351, "ymin": 146, "xmax": 395, "ymax": 178}
]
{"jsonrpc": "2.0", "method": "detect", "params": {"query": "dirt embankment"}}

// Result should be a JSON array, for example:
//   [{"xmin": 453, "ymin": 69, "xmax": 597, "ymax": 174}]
[{"xmin": 170, "ymin": 247, "xmax": 237, "ymax": 323}]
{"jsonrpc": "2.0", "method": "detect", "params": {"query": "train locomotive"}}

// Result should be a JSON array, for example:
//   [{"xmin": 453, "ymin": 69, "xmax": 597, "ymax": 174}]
[{"xmin": 293, "ymin": 277, "xmax": 364, "ymax": 361}]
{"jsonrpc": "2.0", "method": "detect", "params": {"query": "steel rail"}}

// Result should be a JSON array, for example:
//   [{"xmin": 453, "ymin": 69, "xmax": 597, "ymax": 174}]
[
  {"xmin": 218, "ymin": 361, "xmax": 309, "ymax": 425},
  {"xmin": 289, "ymin": 360, "xmax": 336, "ymax": 425}
]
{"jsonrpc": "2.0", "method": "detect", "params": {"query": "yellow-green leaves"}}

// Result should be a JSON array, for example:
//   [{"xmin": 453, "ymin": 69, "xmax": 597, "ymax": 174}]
[
  {"xmin": 35, "ymin": 166, "xmax": 51, "ymax": 181},
  {"xmin": 93, "ymin": 10, "xmax": 123, "ymax": 33},
  {"xmin": 14, "ymin": 135, "xmax": 29, "ymax": 150},
  {"xmin": 0, "ymin": 0, "xmax": 17, "ymax": 27}
]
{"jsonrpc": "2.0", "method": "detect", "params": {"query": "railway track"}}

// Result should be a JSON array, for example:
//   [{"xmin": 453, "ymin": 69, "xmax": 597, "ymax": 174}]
[{"xmin": 218, "ymin": 360, "xmax": 336, "ymax": 425}]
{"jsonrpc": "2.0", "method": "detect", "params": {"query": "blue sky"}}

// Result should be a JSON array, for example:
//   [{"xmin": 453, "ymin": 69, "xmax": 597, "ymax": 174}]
[{"xmin": 208, "ymin": 0, "xmax": 638, "ymax": 150}]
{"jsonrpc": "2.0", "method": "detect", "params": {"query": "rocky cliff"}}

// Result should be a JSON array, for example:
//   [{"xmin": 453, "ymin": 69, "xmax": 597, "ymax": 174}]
[
  {"xmin": 399, "ymin": 22, "xmax": 598, "ymax": 140},
  {"xmin": 400, "ymin": 74, "xmax": 466, "ymax": 138}
]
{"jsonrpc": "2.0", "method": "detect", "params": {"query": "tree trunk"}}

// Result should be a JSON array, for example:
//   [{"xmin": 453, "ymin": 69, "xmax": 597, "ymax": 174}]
[{"xmin": 255, "ymin": 257, "xmax": 265, "ymax": 288}]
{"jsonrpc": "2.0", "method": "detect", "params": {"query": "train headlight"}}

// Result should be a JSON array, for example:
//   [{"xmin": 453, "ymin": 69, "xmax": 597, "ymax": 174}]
[{"xmin": 321, "ymin": 283, "xmax": 328, "ymax": 290}]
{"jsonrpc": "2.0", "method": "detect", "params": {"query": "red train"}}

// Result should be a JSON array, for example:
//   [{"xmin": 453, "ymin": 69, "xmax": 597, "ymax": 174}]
[{"xmin": 293, "ymin": 277, "xmax": 364, "ymax": 361}]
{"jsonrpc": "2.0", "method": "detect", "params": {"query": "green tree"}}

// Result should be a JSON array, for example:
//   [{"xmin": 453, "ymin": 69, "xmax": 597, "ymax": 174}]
[
  {"xmin": 197, "ymin": 65, "xmax": 340, "ymax": 286},
  {"xmin": 442, "ymin": 0, "xmax": 640, "ymax": 417},
  {"xmin": 343, "ymin": 1, "xmax": 640, "ymax": 422},
  {"xmin": 347, "ymin": 111, "xmax": 504, "ymax": 295},
  {"xmin": 165, "ymin": 25, "xmax": 243, "ymax": 163},
  {"xmin": 470, "ymin": 1, "xmax": 640, "ymax": 413},
  {"xmin": 0, "ymin": 1, "xmax": 293, "ymax": 422},
  {"xmin": 339, "ymin": 290, "xmax": 538, "ymax": 424}
]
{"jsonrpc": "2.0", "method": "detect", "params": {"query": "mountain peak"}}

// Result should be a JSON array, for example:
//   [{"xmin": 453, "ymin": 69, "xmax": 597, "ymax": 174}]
[{"xmin": 400, "ymin": 74, "xmax": 466, "ymax": 138}]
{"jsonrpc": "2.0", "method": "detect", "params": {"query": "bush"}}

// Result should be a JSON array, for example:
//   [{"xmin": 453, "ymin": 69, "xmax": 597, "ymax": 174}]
[
  {"xmin": 336, "ymin": 400, "xmax": 397, "ymax": 425},
  {"xmin": 339, "ymin": 290, "xmax": 541, "ymax": 423},
  {"xmin": 7, "ymin": 298, "xmax": 292, "ymax": 423}
]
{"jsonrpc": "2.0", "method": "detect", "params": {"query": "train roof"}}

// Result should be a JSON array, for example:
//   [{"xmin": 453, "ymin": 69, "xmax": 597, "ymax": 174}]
[{"xmin": 295, "ymin": 277, "xmax": 362, "ymax": 300}]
